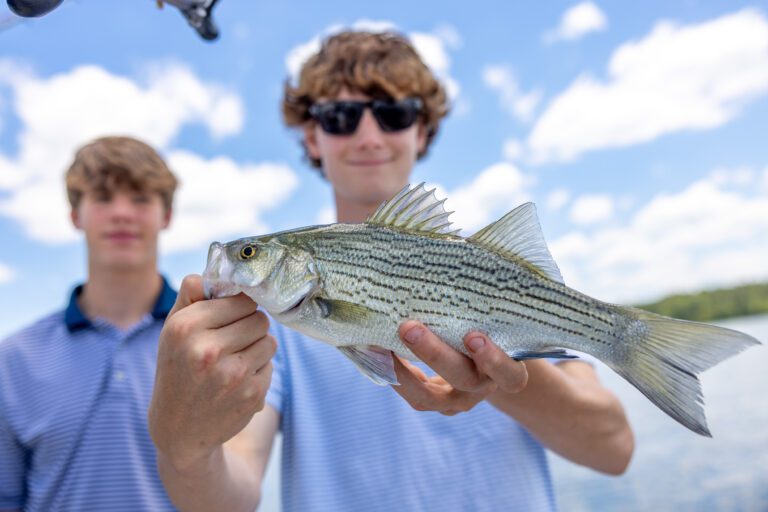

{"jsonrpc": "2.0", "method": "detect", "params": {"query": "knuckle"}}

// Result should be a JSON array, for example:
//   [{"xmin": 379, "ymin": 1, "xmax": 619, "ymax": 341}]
[
  {"xmin": 190, "ymin": 343, "xmax": 221, "ymax": 370},
  {"xmin": 166, "ymin": 316, "xmax": 196, "ymax": 344},
  {"xmin": 181, "ymin": 274, "xmax": 198, "ymax": 288},
  {"xmin": 460, "ymin": 374, "xmax": 484, "ymax": 393},
  {"xmin": 262, "ymin": 335, "xmax": 278, "ymax": 358},
  {"xmin": 253, "ymin": 309, "xmax": 270, "ymax": 328},
  {"xmin": 221, "ymin": 364, "xmax": 248, "ymax": 391},
  {"xmin": 503, "ymin": 370, "xmax": 528, "ymax": 394},
  {"xmin": 410, "ymin": 397, "xmax": 432, "ymax": 412}
]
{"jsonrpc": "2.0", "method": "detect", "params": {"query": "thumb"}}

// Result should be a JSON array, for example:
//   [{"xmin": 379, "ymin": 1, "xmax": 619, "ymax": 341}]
[{"xmin": 168, "ymin": 274, "xmax": 207, "ymax": 317}]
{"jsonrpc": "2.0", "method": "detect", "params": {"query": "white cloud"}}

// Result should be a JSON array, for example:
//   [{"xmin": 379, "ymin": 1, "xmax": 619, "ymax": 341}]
[
  {"xmin": 433, "ymin": 24, "xmax": 463, "ymax": 50},
  {"xmin": 0, "ymin": 60, "xmax": 297, "ymax": 253},
  {"xmin": 528, "ymin": 9, "xmax": 768, "ymax": 164},
  {"xmin": 161, "ymin": 151, "xmax": 298, "ymax": 252},
  {"xmin": 762, "ymin": 167, "xmax": 768, "ymax": 193},
  {"xmin": 284, "ymin": 21, "xmax": 461, "ymax": 101},
  {"xmin": 502, "ymin": 138, "xmax": 524, "ymax": 161},
  {"xmin": 707, "ymin": 166, "xmax": 755, "ymax": 188},
  {"xmin": 483, "ymin": 65, "xmax": 542, "ymax": 122},
  {"xmin": 0, "ymin": 262, "xmax": 14, "ymax": 285},
  {"xmin": 549, "ymin": 168, "xmax": 768, "ymax": 304},
  {"xmin": 314, "ymin": 205, "xmax": 336, "ymax": 225},
  {"xmin": 545, "ymin": 1, "xmax": 608, "ymax": 43},
  {"xmin": 441, "ymin": 162, "xmax": 535, "ymax": 233},
  {"xmin": 546, "ymin": 188, "xmax": 571, "ymax": 211},
  {"xmin": 569, "ymin": 194, "xmax": 614, "ymax": 225}
]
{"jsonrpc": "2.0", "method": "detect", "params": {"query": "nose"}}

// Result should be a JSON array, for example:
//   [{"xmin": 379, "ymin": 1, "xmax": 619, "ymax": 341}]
[
  {"xmin": 353, "ymin": 109, "xmax": 385, "ymax": 149},
  {"xmin": 109, "ymin": 194, "xmax": 137, "ymax": 220}
]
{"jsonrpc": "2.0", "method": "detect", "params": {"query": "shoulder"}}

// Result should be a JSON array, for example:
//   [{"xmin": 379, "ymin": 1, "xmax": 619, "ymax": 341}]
[
  {"xmin": 0, "ymin": 310, "xmax": 66, "ymax": 354},
  {"xmin": 0, "ymin": 310, "xmax": 78, "ymax": 383}
]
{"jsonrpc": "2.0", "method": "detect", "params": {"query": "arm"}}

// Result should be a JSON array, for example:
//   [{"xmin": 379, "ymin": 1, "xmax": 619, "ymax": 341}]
[
  {"xmin": 487, "ymin": 359, "xmax": 633, "ymax": 475},
  {"xmin": 0, "ymin": 394, "xmax": 24, "ymax": 512},
  {"xmin": 393, "ymin": 321, "xmax": 634, "ymax": 475},
  {"xmin": 148, "ymin": 275, "xmax": 278, "ymax": 511},
  {"xmin": 155, "ymin": 406, "xmax": 279, "ymax": 512}
]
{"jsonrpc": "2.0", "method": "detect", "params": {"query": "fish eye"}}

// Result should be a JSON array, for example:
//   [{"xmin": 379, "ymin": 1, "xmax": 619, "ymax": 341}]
[{"xmin": 239, "ymin": 244, "xmax": 257, "ymax": 260}]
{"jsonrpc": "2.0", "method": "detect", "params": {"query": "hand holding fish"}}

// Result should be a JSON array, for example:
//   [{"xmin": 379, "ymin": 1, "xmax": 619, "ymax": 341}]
[
  {"xmin": 393, "ymin": 320, "xmax": 528, "ymax": 415},
  {"xmin": 149, "ymin": 275, "xmax": 276, "ymax": 471}
]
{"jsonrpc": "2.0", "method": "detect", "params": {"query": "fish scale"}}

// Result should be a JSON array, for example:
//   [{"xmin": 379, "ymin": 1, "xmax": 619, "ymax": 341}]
[
  {"xmin": 306, "ymin": 224, "xmax": 620, "ymax": 359},
  {"xmin": 203, "ymin": 183, "xmax": 761, "ymax": 436}
]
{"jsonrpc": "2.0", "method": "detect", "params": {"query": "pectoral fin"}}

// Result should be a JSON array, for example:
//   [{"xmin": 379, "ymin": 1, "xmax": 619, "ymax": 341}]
[
  {"xmin": 338, "ymin": 346, "xmax": 399, "ymax": 386},
  {"xmin": 315, "ymin": 297, "xmax": 374, "ymax": 323}
]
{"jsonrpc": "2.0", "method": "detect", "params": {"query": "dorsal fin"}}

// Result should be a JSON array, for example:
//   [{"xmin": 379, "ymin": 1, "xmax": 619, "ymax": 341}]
[
  {"xmin": 366, "ymin": 183, "xmax": 461, "ymax": 236},
  {"xmin": 467, "ymin": 203, "xmax": 564, "ymax": 283}
]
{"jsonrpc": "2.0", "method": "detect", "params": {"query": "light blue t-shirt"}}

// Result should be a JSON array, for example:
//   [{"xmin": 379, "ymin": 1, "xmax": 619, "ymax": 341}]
[{"xmin": 266, "ymin": 321, "xmax": 558, "ymax": 512}]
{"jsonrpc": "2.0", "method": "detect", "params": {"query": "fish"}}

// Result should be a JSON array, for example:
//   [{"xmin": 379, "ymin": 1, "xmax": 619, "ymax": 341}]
[{"xmin": 202, "ymin": 183, "xmax": 761, "ymax": 436}]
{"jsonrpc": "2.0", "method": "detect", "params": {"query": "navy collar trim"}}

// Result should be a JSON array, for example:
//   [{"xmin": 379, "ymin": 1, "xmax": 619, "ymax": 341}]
[{"xmin": 65, "ymin": 276, "xmax": 177, "ymax": 332}]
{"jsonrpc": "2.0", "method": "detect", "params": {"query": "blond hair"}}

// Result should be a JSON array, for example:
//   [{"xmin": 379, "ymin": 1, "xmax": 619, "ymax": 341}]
[{"xmin": 65, "ymin": 136, "xmax": 178, "ymax": 212}]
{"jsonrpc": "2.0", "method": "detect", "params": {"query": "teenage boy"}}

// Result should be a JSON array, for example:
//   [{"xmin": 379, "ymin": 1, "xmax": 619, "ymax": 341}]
[
  {"xmin": 0, "ymin": 136, "xmax": 179, "ymax": 511},
  {"xmin": 150, "ymin": 31, "xmax": 634, "ymax": 512}
]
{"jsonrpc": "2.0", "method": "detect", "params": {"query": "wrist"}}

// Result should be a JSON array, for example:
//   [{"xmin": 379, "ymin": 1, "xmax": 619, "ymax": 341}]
[{"xmin": 159, "ymin": 441, "xmax": 223, "ymax": 476}]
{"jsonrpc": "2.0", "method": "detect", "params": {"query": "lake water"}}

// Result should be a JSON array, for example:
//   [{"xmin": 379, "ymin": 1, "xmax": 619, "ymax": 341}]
[{"xmin": 259, "ymin": 315, "xmax": 768, "ymax": 511}]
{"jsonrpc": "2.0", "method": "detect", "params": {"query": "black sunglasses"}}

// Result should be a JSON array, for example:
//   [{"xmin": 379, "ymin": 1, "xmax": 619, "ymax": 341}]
[{"xmin": 308, "ymin": 97, "xmax": 423, "ymax": 135}]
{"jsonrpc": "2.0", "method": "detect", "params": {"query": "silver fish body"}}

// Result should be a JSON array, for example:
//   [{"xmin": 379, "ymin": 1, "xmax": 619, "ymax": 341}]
[{"xmin": 203, "ymin": 184, "xmax": 760, "ymax": 436}]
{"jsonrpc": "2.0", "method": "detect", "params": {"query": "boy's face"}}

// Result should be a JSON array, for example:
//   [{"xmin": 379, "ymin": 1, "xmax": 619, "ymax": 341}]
[
  {"xmin": 70, "ymin": 186, "xmax": 171, "ymax": 271},
  {"xmin": 305, "ymin": 89, "xmax": 427, "ymax": 208}
]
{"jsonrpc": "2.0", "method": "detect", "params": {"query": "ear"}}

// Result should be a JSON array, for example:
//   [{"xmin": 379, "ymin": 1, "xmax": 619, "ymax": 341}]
[
  {"xmin": 161, "ymin": 206, "xmax": 173, "ymax": 230},
  {"xmin": 70, "ymin": 207, "xmax": 82, "ymax": 230},
  {"xmin": 304, "ymin": 124, "xmax": 322, "ymax": 161},
  {"xmin": 416, "ymin": 122, "xmax": 428, "ymax": 155}
]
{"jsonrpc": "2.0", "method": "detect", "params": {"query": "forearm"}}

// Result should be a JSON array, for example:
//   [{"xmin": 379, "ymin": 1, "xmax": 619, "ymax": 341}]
[
  {"xmin": 157, "ymin": 446, "xmax": 262, "ymax": 512},
  {"xmin": 488, "ymin": 360, "xmax": 634, "ymax": 474}
]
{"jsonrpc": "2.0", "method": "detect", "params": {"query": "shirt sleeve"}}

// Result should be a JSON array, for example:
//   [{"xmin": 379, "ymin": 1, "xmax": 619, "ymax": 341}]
[{"xmin": 0, "ymin": 414, "xmax": 26, "ymax": 509}]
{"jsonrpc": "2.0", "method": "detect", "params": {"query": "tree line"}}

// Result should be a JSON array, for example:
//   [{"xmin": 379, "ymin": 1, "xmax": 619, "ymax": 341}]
[{"xmin": 636, "ymin": 283, "xmax": 768, "ymax": 322}]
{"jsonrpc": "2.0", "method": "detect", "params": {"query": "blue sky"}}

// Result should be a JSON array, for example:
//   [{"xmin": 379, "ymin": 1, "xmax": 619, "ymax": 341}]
[{"xmin": 1, "ymin": 1, "xmax": 767, "ymax": 339}]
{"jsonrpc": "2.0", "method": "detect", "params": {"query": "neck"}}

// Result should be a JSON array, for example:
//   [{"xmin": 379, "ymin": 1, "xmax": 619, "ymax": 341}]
[
  {"xmin": 78, "ymin": 265, "xmax": 163, "ymax": 330},
  {"xmin": 333, "ymin": 191, "xmax": 380, "ymax": 223}
]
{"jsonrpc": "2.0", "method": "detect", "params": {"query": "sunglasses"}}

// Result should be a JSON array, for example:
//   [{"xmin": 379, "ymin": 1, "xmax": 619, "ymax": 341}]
[{"xmin": 308, "ymin": 97, "xmax": 423, "ymax": 135}]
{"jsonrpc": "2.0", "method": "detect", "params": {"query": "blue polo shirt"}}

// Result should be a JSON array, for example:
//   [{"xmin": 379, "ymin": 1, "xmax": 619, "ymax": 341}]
[
  {"xmin": 266, "ymin": 320, "xmax": 559, "ymax": 512},
  {"xmin": 0, "ymin": 278, "xmax": 178, "ymax": 511}
]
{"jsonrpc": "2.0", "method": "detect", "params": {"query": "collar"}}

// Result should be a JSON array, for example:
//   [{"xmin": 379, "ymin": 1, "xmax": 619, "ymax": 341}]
[{"xmin": 65, "ymin": 275, "xmax": 177, "ymax": 333}]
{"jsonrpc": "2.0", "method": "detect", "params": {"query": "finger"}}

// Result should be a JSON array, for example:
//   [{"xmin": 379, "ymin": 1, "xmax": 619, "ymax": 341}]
[
  {"xmin": 399, "ymin": 321, "xmax": 494, "ymax": 393},
  {"xmin": 464, "ymin": 332, "xmax": 528, "ymax": 394},
  {"xmin": 233, "ymin": 328, "xmax": 277, "ymax": 372},
  {"xmin": 175, "ymin": 291, "xmax": 260, "ymax": 332},
  {"xmin": 392, "ymin": 357, "xmax": 483, "ymax": 414},
  {"xmin": 391, "ymin": 356, "xmax": 444, "ymax": 411},
  {"xmin": 396, "ymin": 358, "xmax": 430, "ymax": 383},
  {"xmin": 168, "ymin": 274, "xmax": 206, "ymax": 317},
  {"xmin": 204, "ymin": 309, "xmax": 271, "ymax": 356}
]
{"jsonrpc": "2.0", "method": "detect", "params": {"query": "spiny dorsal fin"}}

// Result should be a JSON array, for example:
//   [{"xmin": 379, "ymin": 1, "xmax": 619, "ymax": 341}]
[
  {"xmin": 467, "ymin": 202, "xmax": 564, "ymax": 284},
  {"xmin": 366, "ymin": 183, "xmax": 461, "ymax": 236}
]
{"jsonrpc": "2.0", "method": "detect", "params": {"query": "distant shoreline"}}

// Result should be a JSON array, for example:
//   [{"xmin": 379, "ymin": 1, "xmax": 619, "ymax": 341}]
[{"xmin": 636, "ymin": 282, "xmax": 768, "ymax": 322}]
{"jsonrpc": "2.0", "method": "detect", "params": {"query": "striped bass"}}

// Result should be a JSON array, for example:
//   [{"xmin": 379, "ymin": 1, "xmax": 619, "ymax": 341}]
[{"xmin": 202, "ymin": 183, "xmax": 760, "ymax": 436}]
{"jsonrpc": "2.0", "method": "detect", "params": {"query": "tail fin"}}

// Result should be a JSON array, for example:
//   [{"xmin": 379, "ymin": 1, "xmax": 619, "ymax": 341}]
[{"xmin": 608, "ymin": 308, "xmax": 760, "ymax": 437}]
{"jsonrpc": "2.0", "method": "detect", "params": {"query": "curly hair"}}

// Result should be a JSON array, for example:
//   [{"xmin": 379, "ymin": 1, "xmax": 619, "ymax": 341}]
[
  {"xmin": 65, "ymin": 136, "xmax": 178, "ymax": 212},
  {"xmin": 282, "ymin": 30, "xmax": 450, "ymax": 171}
]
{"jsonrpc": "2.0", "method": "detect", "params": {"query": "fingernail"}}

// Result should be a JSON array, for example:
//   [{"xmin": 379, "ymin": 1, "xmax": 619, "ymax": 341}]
[
  {"xmin": 467, "ymin": 337, "xmax": 485, "ymax": 353},
  {"xmin": 403, "ymin": 326, "xmax": 423, "ymax": 344}
]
